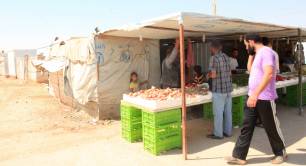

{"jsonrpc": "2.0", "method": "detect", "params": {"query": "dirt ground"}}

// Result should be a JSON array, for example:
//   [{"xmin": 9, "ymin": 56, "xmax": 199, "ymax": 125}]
[{"xmin": 0, "ymin": 78, "xmax": 306, "ymax": 166}]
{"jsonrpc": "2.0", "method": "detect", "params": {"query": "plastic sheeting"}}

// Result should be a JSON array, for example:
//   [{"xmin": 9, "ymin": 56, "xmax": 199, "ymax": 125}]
[
  {"xmin": 65, "ymin": 38, "xmax": 96, "ymax": 64},
  {"xmin": 65, "ymin": 62, "xmax": 98, "ymax": 105},
  {"xmin": 96, "ymin": 37, "xmax": 160, "ymax": 117},
  {"xmin": 40, "ymin": 60, "xmax": 65, "ymax": 73},
  {"xmin": 39, "ymin": 44, "xmax": 66, "ymax": 73}
]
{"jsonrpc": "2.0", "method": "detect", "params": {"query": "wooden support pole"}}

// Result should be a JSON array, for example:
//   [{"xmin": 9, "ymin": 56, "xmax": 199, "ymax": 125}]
[
  {"xmin": 179, "ymin": 23, "xmax": 187, "ymax": 160},
  {"xmin": 298, "ymin": 28, "xmax": 303, "ymax": 116}
]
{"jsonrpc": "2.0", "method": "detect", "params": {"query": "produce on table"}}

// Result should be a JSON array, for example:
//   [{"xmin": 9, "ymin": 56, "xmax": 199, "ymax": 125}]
[
  {"xmin": 276, "ymin": 75, "xmax": 285, "ymax": 81},
  {"xmin": 276, "ymin": 75, "xmax": 292, "ymax": 81},
  {"xmin": 128, "ymin": 86, "xmax": 208, "ymax": 101}
]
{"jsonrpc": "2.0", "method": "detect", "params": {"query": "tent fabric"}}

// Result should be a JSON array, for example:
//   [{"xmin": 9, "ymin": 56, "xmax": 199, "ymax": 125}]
[
  {"xmin": 65, "ymin": 62, "xmax": 98, "ymax": 105},
  {"xmin": 38, "ymin": 38, "xmax": 98, "ymax": 106},
  {"xmin": 38, "ymin": 45, "xmax": 66, "ymax": 73},
  {"xmin": 40, "ymin": 60, "xmax": 66, "ymax": 73},
  {"xmin": 96, "ymin": 37, "xmax": 160, "ymax": 117},
  {"xmin": 65, "ymin": 38, "xmax": 96, "ymax": 64},
  {"xmin": 101, "ymin": 12, "xmax": 306, "ymax": 39},
  {"xmin": 0, "ymin": 53, "xmax": 6, "ymax": 76}
]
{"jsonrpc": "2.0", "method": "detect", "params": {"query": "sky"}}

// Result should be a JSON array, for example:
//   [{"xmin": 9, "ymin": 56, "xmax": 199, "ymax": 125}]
[{"xmin": 0, "ymin": 0, "xmax": 306, "ymax": 50}]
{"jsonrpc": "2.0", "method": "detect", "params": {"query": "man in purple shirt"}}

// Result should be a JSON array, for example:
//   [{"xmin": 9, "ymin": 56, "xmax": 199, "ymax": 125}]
[{"xmin": 227, "ymin": 34, "xmax": 287, "ymax": 165}]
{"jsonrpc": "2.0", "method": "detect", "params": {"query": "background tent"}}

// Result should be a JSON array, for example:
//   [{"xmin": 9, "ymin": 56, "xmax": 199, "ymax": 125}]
[{"xmin": 4, "ymin": 49, "xmax": 37, "ymax": 79}]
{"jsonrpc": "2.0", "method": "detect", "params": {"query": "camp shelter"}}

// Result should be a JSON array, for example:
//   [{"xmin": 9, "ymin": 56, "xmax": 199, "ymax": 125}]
[
  {"xmin": 3, "ymin": 49, "xmax": 37, "ymax": 79},
  {"xmin": 98, "ymin": 12, "xmax": 306, "ymax": 159},
  {"xmin": 0, "ymin": 51, "xmax": 6, "ymax": 76},
  {"xmin": 38, "ymin": 39, "xmax": 74, "ymax": 107},
  {"xmin": 63, "ymin": 37, "xmax": 99, "ymax": 118},
  {"xmin": 35, "ymin": 37, "xmax": 100, "ymax": 119}
]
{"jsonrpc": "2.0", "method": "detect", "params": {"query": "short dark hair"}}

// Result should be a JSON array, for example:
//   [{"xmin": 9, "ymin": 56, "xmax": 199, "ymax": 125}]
[
  {"xmin": 232, "ymin": 48, "xmax": 238, "ymax": 52},
  {"xmin": 245, "ymin": 34, "xmax": 262, "ymax": 43},
  {"xmin": 210, "ymin": 40, "xmax": 222, "ymax": 49},
  {"xmin": 262, "ymin": 37, "xmax": 270, "ymax": 46},
  {"xmin": 193, "ymin": 65, "xmax": 202, "ymax": 75}
]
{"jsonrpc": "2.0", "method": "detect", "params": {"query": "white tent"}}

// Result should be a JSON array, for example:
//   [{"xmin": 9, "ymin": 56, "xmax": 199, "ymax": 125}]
[{"xmin": 102, "ymin": 12, "xmax": 306, "ymax": 39}]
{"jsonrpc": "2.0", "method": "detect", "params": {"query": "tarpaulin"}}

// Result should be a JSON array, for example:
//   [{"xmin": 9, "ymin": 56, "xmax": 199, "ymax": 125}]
[
  {"xmin": 65, "ymin": 62, "xmax": 98, "ymax": 105},
  {"xmin": 65, "ymin": 37, "xmax": 96, "ymax": 64},
  {"xmin": 96, "ymin": 37, "xmax": 160, "ymax": 116}
]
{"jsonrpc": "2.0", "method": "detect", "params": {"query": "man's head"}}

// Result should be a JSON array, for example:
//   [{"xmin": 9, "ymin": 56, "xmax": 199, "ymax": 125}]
[
  {"xmin": 262, "ymin": 37, "xmax": 272, "ymax": 48},
  {"xmin": 210, "ymin": 40, "xmax": 222, "ymax": 55},
  {"xmin": 245, "ymin": 34, "xmax": 262, "ymax": 49},
  {"xmin": 232, "ymin": 48, "xmax": 239, "ymax": 58}
]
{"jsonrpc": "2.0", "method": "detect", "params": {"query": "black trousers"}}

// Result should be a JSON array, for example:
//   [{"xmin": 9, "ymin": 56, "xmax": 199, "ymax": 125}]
[{"xmin": 232, "ymin": 99, "xmax": 286, "ymax": 160}]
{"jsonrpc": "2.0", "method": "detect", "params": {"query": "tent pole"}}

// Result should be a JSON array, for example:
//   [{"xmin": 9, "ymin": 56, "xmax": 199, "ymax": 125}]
[
  {"xmin": 298, "ymin": 28, "xmax": 303, "ymax": 116},
  {"xmin": 179, "ymin": 23, "xmax": 187, "ymax": 160}
]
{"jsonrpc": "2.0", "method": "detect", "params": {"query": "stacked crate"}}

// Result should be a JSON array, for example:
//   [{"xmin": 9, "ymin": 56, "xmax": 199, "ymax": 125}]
[
  {"xmin": 203, "ymin": 96, "xmax": 245, "ymax": 127},
  {"xmin": 142, "ymin": 109, "xmax": 182, "ymax": 155},
  {"xmin": 232, "ymin": 74, "xmax": 249, "ymax": 87},
  {"xmin": 232, "ymin": 96, "xmax": 244, "ymax": 127},
  {"xmin": 120, "ymin": 103, "xmax": 142, "ymax": 143},
  {"xmin": 283, "ymin": 84, "xmax": 306, "ymax": 106},
  {"xmin": 203, "ymin": 102, "xmax": 213, "ymax": 120}
]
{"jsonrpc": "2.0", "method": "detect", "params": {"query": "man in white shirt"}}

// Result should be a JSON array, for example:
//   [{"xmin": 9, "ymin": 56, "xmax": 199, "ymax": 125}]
[
  {"xmin": 160, "ymin": 39, "xmax": 180, "ymax": 88},
  {"xmin": 230, "ymin": 48, "xmax": 239, "ymax": 71}
]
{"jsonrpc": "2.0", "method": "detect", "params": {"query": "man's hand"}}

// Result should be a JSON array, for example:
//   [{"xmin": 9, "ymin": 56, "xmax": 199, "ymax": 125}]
[
  {"xmin": 247, "ymin": 94, "xmax": 258, "ymax": 108},
  {"xmin": 244, "ymin": 40, "xmax": 249, "ymax": 50},
  {"xmin": 207, "ymin": 71, "xmax": 216, "ymax": 79}
]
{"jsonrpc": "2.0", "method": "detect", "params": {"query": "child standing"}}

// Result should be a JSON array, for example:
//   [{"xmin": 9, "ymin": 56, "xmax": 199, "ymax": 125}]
[{"xmin": 129, "ymin": 72, "xmax": 148, "ymax": 92}]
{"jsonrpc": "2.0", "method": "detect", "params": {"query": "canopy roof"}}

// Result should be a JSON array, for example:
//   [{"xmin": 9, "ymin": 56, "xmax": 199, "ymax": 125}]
[{"xmin": 101, "ymin": 12, "xmax": 306, "ymax": 40}]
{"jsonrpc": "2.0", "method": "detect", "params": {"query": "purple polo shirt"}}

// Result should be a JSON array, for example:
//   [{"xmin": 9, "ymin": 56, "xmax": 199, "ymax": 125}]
[{"xmin": 248, "ymin": 46, "xmax": 278, "ymax": 100}]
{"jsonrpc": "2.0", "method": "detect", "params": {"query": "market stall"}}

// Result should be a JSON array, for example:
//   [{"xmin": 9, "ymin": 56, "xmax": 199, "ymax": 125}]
[{"xmin": 100, "ymin": 12, "xmax": 306, "ymax": 158}]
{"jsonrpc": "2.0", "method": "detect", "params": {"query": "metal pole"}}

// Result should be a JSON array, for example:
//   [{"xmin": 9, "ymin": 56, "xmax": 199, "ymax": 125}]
[
  {"xmin": 212, "ymin": 0, "xmax": 217, "ymax": 16},
  {"xmin": 298, "ymin": 28, "xmax": 303, "ymax": 115},
  {"xmin": 179, "ymin": 24, "xmax": 187, "ymax": 160}
]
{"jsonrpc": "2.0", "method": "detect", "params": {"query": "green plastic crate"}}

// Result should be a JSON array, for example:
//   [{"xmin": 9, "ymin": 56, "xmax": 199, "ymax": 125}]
[
  {"xmin": 120, "ymin": 103, "xmax": 143, "ymax": 142},
  {"xmin": 143, "ymin": 122, "xmax": 181, "ymax": 140},
  {"xmin": 121, "ymin": 119, "xmax": 142, "ymax": 131},
  {"xmin": 122, "ymin": 128, "xmax": 142, "ymax": 143},
  {"xmin": 143, "ymin": 134, "xmax": 182, "ymax": 155},
  {"xmin": 203, "ymin": 103, "xmax": 213, "ymax": 120},
  {"xmin": 284, "ymin": 85, "xmax": 306, "ymax": 106},
  {"xmin": 142, "ymin": 109, "xmax": 181, "ymax": 126},
  {"xmin": 203, "ymin": 96, "xmax": 245, "ymax": 126},
  {"xmin": 120, "ymin": 104, "xmax": 142, "ymax": 120},
  {"xmin": 232, "ymin": 96, "xmax": 244, "ymax": 127},
  {"xmin": 121, "ymin": 118, "xmax": 142, "ymax": 143}
]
